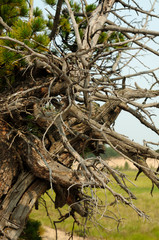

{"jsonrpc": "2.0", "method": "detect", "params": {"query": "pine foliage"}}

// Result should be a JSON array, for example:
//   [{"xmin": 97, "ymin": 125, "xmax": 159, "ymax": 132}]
[
  {"xmin": 0, "ymin": 0, "xmax": 127, "ymax": 89},
  {"xmin": 0, "ymin": 0, "xmax": 50, "ymax": 88}
]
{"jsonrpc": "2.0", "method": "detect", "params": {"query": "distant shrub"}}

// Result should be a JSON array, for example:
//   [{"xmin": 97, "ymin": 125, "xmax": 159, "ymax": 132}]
[
  {"xmin": 84, "ymin": 145, "xmax": 120, "ymax": 159},
  {"xmin": 103, "ymin": 145, "xmax": 120, "ymax": 159},
  {"xmin": 19, "ymin": 218, "xmax": 42, "ymax": 240},
  {"xmin": 124, "ymin": 161, "xmax": 129, "ymax": 170}
]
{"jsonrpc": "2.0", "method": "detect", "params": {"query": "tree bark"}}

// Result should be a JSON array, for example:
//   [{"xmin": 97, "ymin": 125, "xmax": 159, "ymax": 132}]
[{"xmin": 0, "ymin": 172, "xmax": 49, "ymax": 240}]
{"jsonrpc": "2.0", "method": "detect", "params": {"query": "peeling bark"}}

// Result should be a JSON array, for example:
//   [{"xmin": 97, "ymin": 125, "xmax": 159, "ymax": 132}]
[{"xmin": 0, "ymin": 172, "xmax": 49, "ymax": 240}]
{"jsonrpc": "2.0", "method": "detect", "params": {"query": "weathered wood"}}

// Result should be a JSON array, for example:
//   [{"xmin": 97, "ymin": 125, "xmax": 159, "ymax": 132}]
[{"xmin": 0, "ymin": 172, "xmax": 49, "ymax": 240}]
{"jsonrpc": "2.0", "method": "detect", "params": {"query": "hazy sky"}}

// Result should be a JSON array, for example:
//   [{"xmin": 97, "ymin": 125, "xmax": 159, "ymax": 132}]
[{"xmin": 34, "ymin": 0, "xmax": 159, "ymax": 149}]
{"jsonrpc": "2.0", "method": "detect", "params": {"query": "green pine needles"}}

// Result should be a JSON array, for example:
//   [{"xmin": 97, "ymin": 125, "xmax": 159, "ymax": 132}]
[
  {"xmin": 0, "ymin": 0, "xmax": 50, "ymax": 88},
  {"xmin": 0, "ymin": 0, "xmax": 128, "ymax": 90}
]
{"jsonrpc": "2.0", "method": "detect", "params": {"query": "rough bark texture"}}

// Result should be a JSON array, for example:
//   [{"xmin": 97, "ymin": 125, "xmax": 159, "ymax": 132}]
[{"xmin": 0, "ymin": 172, "xmax": 49, "ymax": 240}]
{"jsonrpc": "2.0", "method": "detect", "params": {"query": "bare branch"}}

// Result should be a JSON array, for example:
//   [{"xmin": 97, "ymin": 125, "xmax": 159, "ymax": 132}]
[
  {"xmin": 50, "ymin": 0, "xmax": 63, "ymax": 40},
  {"xmin": 94, "ymin": 25, "xmax": 159, "ymax": 38},
  {"xmin": 64, "ymin": 0, "xmax": 82, "ymax": 50},
  {"xmin": 0, "ymin": 17, "xmax": 12, "ymax": 32}
]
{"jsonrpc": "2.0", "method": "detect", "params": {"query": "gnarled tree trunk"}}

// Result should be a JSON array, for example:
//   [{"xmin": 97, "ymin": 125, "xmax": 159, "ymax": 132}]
[{"xmin": 1, "ymin": 0, "xmax": 159, "ymax": 239}]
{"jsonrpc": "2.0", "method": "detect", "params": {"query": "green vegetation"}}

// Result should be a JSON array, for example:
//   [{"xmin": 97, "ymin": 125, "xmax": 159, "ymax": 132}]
[
  {"xmin": 0, "ymin": 0, "xmax": 49, "ymax": 88},
  {"xmin": 19, "ymin": 218, "xmax": 44, "ymax": 240},
  {"xmin": 103, "ymin": 145, "xmax": 120, "ymax": 159},
  {"xmin": 0, "ymin": 0, "xmax": 128, "ymax": 90},
  {"xmin": 84, "ymin": 145, "xmax": 120, "ymax": 159},
  {"xmin": 30, "ymin": 171, "xmax": 159, "ymax": 239}
]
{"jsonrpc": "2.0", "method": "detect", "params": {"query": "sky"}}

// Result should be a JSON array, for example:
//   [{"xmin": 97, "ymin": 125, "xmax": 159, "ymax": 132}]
[{"xmin": 34, "ymin": 0, "xmax": 159, "ymax": 149}]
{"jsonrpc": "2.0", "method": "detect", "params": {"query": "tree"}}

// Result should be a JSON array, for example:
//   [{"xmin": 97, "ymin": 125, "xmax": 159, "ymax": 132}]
[{"xmin": 0, "ymin": 0, "xmax": 159, "ymax": 239}]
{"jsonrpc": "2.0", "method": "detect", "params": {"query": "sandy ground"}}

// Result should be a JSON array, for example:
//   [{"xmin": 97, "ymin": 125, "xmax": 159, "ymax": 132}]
[
  {"xmin": 42, "ymin": 226, "xmax": 89, "ymax": 240},
  {"xmin": 107, "ymin": 157, "xmax": 158, "ymax": 169},
  {"xmin": 41, "ymin": 157, "xmax": 158, "ymax": 240}
]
